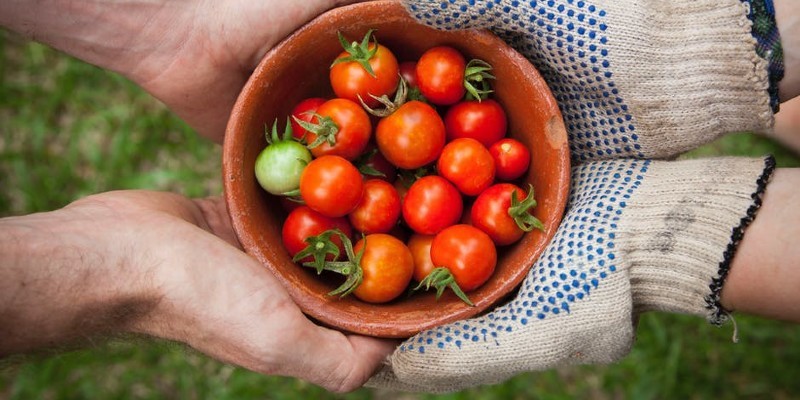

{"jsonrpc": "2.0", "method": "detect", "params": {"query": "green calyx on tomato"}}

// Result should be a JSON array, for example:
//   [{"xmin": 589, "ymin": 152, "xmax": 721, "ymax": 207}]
[
  {"xmin": 293, "ymin": 228, "xmax": 345, "ymax": 274},
  {"xmin": 464, "ymin": 59, "xmax": 495, "ymax": 101},
  {"xmin": 413, "ymin": 267, "xmax": 474, "ymax": 306},
  {"xmin": 359, "ymin": 76, "xmax": 408, "ymax": 118},
  {"xmin": 292, "ymin": 113, "xmax": 339, "ymax": 149},
  {"xmin": 353, "ymin": 147, "xmax": 387, "ymax": 178},
  {"xmin": 331, "ymin": 29, "xmax": 379, "ymax": 77},
  {"xmin": 254, "ymin": 118, "xmax": 312, "ymax": 196},
  {"xmin": 299, "ymin": 229, "xmax": 365, "ymax": 298},
  {"xmin": 509, "ymin": 184, "xmax": 545, "ymax": 232}
]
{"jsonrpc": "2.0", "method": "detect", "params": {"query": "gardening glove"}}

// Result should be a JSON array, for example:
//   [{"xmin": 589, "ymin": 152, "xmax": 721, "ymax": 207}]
[
  {"xmin": 402, "ymin": 0, "xmax": 783, "ymax": 162},
  {"xmin": 368, "ymin": 155, "xmax": 775, "ymax": 392}
]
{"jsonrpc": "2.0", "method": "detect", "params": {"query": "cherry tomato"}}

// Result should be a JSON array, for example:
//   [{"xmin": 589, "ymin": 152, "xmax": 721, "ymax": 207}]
[
  {"xmin": 300, "ymin": 155, "xmax": 364, "ymax": 217},
  {"xmin": 489, "ymin": 138, "xmax": 531, "ymax": 181},
  {"xmin": 407, "ymin": 234, "xmax": 436, "ymax": 282},
  {"xmin": 444, "ymin": 99, "xmax": 507, "ymax": 147},
  {"xmin": 431, "ymin": 224, "xmax": 496, "ymax": 292},
  {"xmin": 415, "ymin": 46, "xmax": 467, "ymax": 105},
  {"xmin": 281, "ymin": 206, "xmax": 353, "ymax": 262},
  {"xmin": 352, "ymin": 233, "xmax": 414, "ymax": 303},
  {"xmin": 254, "ymin": 121, "xmax": 312, "ymax": 195},
  {"xmin": 354, "ymin": 145, "xmax": 397, "ymax": 182},
  {"xmin": 330, "ymin": 32, "xmax": 399, "ymax": 108},
  {"xmin": 305, "ymin": 98, "xmax": 372, "ymax": 160},
  {"xmin": 375, "ymin": 100, "xmax": 445, "ymax": 169},
  {"xmin": 471, "ymin": 183, "xmax": 529, "ymax": 246},
  {"xmin": 437, "ymin": 138, "xmax": 496, "ymax": 196},
  {"xmin": 402, "ymin": 175, "xmax": 463, "ymax": 235},
  {"xmin": 349, "ymin": 179, "xmax": 401, "ymax": 234},
  {"xmin": 399, "ymin": 61, "xmax": 419, "ymax": 89},
  {"xmin": 290, "ymin": 97, "xmax": 327, "ymax": 141}
]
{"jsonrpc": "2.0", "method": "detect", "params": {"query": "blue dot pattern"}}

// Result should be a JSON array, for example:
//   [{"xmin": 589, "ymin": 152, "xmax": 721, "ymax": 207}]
[
  {"xmin": 399, "ymin": 159, "xmax": 650, "ymax": 354},
  {"xmin": 407, "ymin": 0, "xmax": 642, "ymax": 162}
]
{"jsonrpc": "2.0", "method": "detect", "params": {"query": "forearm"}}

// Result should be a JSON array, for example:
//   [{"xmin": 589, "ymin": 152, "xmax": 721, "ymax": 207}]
[
  {"xmin": 0, "ymin": 208, "xmax": 160, "ymax": 356},
  {"xmin": 722, "ymin": 168, "xmax": 800, "ymax": 322},
  {"xmin": 0, "ymin": 1, "xmax": 191, "ymax": 85}
]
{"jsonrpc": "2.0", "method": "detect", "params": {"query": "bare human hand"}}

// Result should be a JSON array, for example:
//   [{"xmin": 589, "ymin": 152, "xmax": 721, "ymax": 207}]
[
  {"xmin": 0, "ymin": 191, "xmax": 394, "ymax": 392},
  {"xmin": 0, "ymin": 0, "xmax": 373, "ymax": 143}
]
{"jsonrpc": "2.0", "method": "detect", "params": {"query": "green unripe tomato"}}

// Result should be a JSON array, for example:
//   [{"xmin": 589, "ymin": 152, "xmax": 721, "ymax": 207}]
[{"xmin": 255, "ymin": 140, "xmax": 312, "ymax": 195}]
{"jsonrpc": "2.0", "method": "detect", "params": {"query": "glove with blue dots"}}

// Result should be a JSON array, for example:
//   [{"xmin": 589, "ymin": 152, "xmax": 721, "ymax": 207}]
[
  {"xmin": 402, "ymin": 0, "xmax": 779, "ymax": 163},
  {"xmin": 368, "ymin": 156, "xmax": 775, "ymax": 392},
  {"xmin": 365, "ymin": 0, "xmax": 784, "ymax": 392}
]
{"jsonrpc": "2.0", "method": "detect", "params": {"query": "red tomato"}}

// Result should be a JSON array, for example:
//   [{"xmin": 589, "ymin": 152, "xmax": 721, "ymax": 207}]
[
  {"xmin": 444, "ymin": 99, "xmax": 507, "ymax": 147},
  {"xmin": 305, "ymin": 98, "xmax": 372, "ymax": 160},
  {"xmin": 399, "ymin": 61, "xmax": 418, "ymax": 88},
  {"xmin": 300, "ymin": 155, "xmax": 364, "ymax": 217},
  {"xmin": 415, "ymin": 46, "xmax": 466, "ymax": 105},
  {"xmin": 352, "ymin": 234, "xmax": 414, "ymax": 303},
  {"xmin": 471, "ymin": 183, "xmax": 530, "ymax": 246},
  {"xmin": 330, "ymin": 37, "xmax": 399, "ymax": 108},
  {"xmin": 431, "ymin": 224, "xmax": 496, "ymax": 292},
  {"xmin": 408, "ymin": 234, "xmax": 436, "ymax": 282},
  {"xmin": 355, "ymin": 145, "xmax": 397, "ymax": 182},
  {"xmin": 281, "ymin": 206, "xmax": 353, "ymax": 262},
  {"xmin": 489, "ymin": 138, "xmax": 531, "ymax": 181},
  {"xmin": 290, "ymin": 97, "xmax": 327, "ymax": 141},
  {"xmin": 375, "ymin": 100, "xmax": 446, "ymax": 169},
  {"xmin": 437, "ymin": 138, "xmax": 496, "ymax": 196},
  {"xmin": 402, "ymin": 175, "xmax": 463, "ymax": 235},
  {"xmin": 349, "ymin": 179, "xmax": 401, "ymax": 234}
]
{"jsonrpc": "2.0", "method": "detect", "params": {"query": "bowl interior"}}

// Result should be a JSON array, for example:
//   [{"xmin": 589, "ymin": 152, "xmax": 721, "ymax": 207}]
[{"xmin": 223, "ymin": 0, "xmax": 569, "ymax": 338}]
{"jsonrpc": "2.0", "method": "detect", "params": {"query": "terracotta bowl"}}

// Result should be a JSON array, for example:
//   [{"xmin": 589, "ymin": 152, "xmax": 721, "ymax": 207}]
[{"xmin": 223, "ymin": 0, "xmax": 570, "ymax": 338}]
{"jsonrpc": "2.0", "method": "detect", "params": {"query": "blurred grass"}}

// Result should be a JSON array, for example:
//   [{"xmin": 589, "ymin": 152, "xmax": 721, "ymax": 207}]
[{"xmin": 3, "ymin": 30, "xmax": 800, "ymax": 400}]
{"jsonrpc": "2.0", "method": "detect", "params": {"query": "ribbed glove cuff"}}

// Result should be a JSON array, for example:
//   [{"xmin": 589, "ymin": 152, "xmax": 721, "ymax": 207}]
[{"xmin": 623, "ymin": 156, "xmax": 775, "ymax": 323}]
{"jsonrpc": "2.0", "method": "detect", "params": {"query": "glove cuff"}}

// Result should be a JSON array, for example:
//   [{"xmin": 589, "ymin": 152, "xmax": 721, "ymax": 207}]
[{"xmin": 624, "ymin": 156, "xmax": 775, "ymax": 323}]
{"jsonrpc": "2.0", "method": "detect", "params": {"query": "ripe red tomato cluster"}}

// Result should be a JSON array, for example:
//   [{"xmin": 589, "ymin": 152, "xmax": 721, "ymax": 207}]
[{"xmin": 256, "ymin": 30, "xmax": 543, "ymax": 305}]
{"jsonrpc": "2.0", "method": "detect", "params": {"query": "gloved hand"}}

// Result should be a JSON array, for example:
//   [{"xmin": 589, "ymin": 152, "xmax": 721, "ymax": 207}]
[
  {"xmin": 369, "ymin": 156, "xmax": 774, "ymax": 392},
  {"xmin": 403, "ymin": 0, "xmax": 780, "ymax": 162},
  {"xmin": 366, "ymin": 0, "xmax": 784, "ymax": 392}
]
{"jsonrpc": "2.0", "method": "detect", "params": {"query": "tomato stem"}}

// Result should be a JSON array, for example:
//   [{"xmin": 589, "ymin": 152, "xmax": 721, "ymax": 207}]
[
  {"xmin": 324, "ymin": 232, "xmax": 365, "ymax": 298},
  {"xmin": 293, "ymin": 229, "xmax": 345, "ymax": 274},
  {"xmin": 331, "ymin": 30, "xmax": 379, "ymax": 77},
  {"xmin": 292, "ymin": 114, "xmax": 340, "ymax": 149},
  {"xmin": 464, "ymin": 59, "xmax": 495, "ymax": 101},
  {"xmin": 359, "ymin": 76, "xmax": 408, "ymax": 117},
  {"xmin": 413, "ymin": 267, "xmax": 474, "ymax": 306},
  {"xmin": 509, "ymin": 184, "xmax": 545, "ymax": 232},
  {"xmin": 264, "ymin": 117, "xmax": 299, "ymax": 145}
]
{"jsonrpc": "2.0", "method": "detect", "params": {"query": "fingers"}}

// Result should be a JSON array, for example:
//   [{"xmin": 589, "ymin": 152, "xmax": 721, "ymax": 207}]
[{"xmin": 281, "ymin": 319, "xmax": 397, "ymax": 392}]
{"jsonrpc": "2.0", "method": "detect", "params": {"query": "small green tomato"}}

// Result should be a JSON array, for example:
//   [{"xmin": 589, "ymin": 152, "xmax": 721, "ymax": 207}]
[{"xmin": 255, "ymin": 119, "xmax": 312, "ymax": 195}]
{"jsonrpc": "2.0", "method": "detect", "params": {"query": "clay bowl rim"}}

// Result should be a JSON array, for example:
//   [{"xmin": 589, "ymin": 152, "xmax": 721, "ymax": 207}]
[{"xmin": 222, "ymin": 0, "xmax": 570, "ymax": 338}]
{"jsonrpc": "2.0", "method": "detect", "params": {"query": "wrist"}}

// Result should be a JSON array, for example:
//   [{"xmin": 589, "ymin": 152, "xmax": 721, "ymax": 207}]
[{"xmin": 624, "ymin": 157, "xmax": 775, "ymax": 323}]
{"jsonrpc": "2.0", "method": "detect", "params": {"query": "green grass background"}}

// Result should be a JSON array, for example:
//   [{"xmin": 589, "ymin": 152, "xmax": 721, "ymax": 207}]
[{"xmin": 3, "ymin": 31, "xmax": 800, "ymax": 399}]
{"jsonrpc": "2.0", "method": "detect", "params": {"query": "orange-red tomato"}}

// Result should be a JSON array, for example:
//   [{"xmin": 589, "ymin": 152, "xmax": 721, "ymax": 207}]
[
  {"xmin": 489, "ymin": 138, "xmax": 531, "ymax": 181},
  {"xmin": 437, "ymin": 138, "xmax": 496, "ymax": 196},
  {"xmin": 444, "ymin": 99, "xmax": 508, "ymax": 147},
  {"xmin": 375, "ymin": 100, "xmax": 446, "ymax": 169},
  {"xmin": 352, "ymin": 234, "xmax": 414, "ymax": 303},
  {"xmin": 330, "ymin": 43, "xmax": 399, "ymax": 108},
  {"xmin": 431, "ymin": 224, "xmax": 496, "ymax": 292},
  {"xmin": 402, "ymin": 175, "xmax": 463, "ymax": 235},
  {"xmin": 349, "ymin": 179, "xmax": 401, "ymax": 234},
  {"xmin": 415, "ymin": 46, "xmax": 466, "ymax": 105},
  {"xmin": 300, "ymin": 155, "xmax": 364, "ymax": 217},
  {"xmin": 407, "ymin": 234, "xmax": 436, "ymax": 282},
  {"xmin": 471, "ymin": 183, "xmax": 529, "ymax": 246},
  {"xmin": 306, "ymin": 98, "xmax": 372, "ymax": 160}
]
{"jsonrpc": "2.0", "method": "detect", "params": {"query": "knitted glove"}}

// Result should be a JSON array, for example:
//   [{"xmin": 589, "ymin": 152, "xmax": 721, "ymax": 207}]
[
  {"xmin": 368, "ymin": 156, "xmax": 775, "ymax": 392},
  {"xmin": 403, "ymin": 0, "xmax": 782, "ymax": 162}
]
